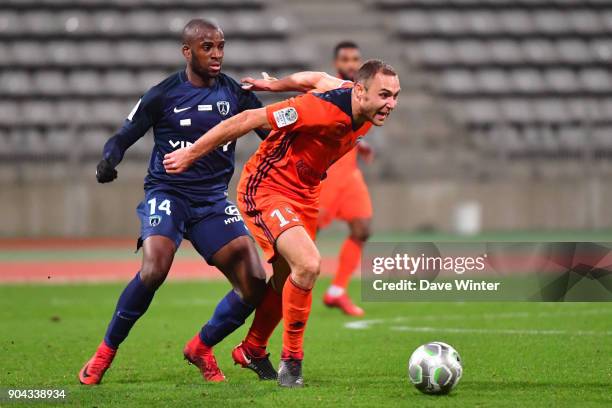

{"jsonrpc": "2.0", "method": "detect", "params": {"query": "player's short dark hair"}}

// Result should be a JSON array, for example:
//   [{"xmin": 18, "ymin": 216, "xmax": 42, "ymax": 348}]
[
  {"xmin": 182, "ymin": 18, "xmax": 221, "ymax": 44},
  {"xmin": 333, "ymin": 41, "xmax": 360, "ymax": 58},
  {"xmin": 354, "ymin": 59, "xmax": 398, "ymax": 85}
]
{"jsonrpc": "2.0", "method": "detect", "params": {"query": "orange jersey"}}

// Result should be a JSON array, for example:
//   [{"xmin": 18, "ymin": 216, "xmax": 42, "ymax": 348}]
[
  {"xmin": 327, "ymin": 146, "xmax": 358, "ymax": 177},
  {"xmin": 239, "ymin": 86, "xmax": 372, "ymax": 204}
]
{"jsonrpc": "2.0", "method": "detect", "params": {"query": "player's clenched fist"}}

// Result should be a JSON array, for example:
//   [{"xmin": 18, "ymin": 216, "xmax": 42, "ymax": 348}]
[
  {"xmin": 163, "ymin": 147, "xmax": 196, "ymax": 174},
  {"xmin": 96, "ymin": 158, "xmax": 118, "ymax": 183}
]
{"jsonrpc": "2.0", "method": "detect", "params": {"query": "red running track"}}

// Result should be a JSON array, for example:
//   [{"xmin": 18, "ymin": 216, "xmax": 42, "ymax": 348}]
[{"xmin": 0, "ymin": 259, "xmax": 340, "ymax": 283}]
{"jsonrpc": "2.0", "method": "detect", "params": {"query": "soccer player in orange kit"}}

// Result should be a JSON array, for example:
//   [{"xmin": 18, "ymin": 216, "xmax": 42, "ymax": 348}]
[
  {"xmin": 163, "ymin": 60, "xmax": 400, "ymax": 387},
  {"xmin": 320, "ymin": 41, "xmax": 375, "ymax": 317}
]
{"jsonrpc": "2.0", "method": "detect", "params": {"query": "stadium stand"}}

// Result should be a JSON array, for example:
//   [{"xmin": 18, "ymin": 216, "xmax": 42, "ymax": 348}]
[
  {"xmin": 1, "ymin": 0, "xmax": 610, "ymax": 179},
  {"xmin": 0, "ymin": 0, "xmax": 305, "ymax": 166},
  {"xmin": 377, "ymin": 0, "xmax": 612, "ymax": 163}
]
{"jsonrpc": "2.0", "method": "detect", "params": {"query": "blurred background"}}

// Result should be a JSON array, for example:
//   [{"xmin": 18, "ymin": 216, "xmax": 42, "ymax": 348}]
[{"xmin": 1, "ymin": 0, "xmax": 612, "ymax": 238}]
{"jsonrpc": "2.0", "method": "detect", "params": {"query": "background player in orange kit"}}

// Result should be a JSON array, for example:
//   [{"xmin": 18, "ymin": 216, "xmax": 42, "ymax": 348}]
[
  {"xmin": 320, "ymin": 41, "xmax": 375, "ymax": 317},
  {"xmin": 163, "ymin": 60, "xmax": 401, "ymax": 388}
]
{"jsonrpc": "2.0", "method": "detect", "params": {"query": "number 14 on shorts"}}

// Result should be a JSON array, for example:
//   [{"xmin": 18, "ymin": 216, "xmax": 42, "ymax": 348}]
[
  {"xmin": 148, "ymin": 197, "xmax": 172, "ymax": 215},
  {"xmin": 271, "ymin": 207, "xmax": 299, "ymax": 227}
]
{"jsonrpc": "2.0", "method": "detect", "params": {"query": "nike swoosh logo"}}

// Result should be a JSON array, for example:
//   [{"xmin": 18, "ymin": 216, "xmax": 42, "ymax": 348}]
[
  {"xmin": 173, "ymin": 106, "xmax": 191, "ymax": 113},
  {"xmin": 82, "ymin": 364, "xmax": 91, "ymax": 378},
  {"xmin": 241, "ymin": 349, "xmax": 251, "ymax": 365}
]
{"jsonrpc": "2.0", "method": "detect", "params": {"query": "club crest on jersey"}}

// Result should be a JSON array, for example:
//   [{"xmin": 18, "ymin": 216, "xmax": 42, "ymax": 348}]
[
  {"xmin": 217, "ymin": 101, "xmax": 230, "ymax": 116},
  {"xmin": 273, "ymin": 107, "xmax": 298, "ymax": 128},
  {"xmin": 149, "ymin": 215, "xmax": 162, "ymax": 227}
]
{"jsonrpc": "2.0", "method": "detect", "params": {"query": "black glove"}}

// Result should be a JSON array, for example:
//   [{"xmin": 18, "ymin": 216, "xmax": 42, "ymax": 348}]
[{"xmin": 96, "ymin": 158, "xmax": 117, "ymax": 183}]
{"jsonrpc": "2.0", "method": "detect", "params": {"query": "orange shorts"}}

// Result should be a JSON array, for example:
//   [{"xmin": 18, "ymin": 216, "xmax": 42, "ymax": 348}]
[
  {"xmin": 237, "ymin": 190, "xmax": 318, "ymax": 263},
  {"xmin": 318, "ymin": 168, "xmax": 372, "ymax": 229}
]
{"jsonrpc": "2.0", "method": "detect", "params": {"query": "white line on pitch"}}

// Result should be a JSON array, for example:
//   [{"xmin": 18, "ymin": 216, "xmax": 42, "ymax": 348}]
[
  {"xmin": 344, "ymin": 309, "xmax": 612, "ymax": 330},
  {"xmin": 389, "ymin": 326, "xmax": 612, "ymax": 336}
]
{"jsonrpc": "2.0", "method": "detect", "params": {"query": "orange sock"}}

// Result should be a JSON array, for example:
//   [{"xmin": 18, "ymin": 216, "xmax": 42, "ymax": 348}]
[
  {"xmin": 331, "ymin": 237, "xmax": 363, "ymax": 289},
  {"xmin": 281, "ymin": 277, "xmax": 312, "ymax": 360},
  {"xmin": 244, "ymin": 283, "xmax": 282, "ymax": 355}
]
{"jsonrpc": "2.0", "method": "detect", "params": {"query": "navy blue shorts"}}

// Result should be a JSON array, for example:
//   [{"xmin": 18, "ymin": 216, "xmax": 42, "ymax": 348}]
[{"xmin": 136, "ymin": 189, "xmax": 249, "ymax": 264}]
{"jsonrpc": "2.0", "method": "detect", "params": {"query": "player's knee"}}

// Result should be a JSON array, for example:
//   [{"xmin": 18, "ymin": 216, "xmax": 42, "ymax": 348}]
[
  {"xmin": 293, "ymin": 254, "xmax": 321, "ymax": 282},
  {"xmin": 233, "ymin": 240, "xmax": 267, "ymax": 281},
  {"xmin": 140, "ymin": 252, "xmax": 172, "ymax": 290},
  {"xmin": 350, "ymin": 220, "xmax": 371, "ymax": 242},
  {"xmin": 238, "ymin": 278, "xmax": 267, "ymax": 306}
]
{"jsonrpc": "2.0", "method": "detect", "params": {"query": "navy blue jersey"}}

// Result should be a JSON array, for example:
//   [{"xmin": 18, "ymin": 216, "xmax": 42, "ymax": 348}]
[{"xmin": 103, "ymin": 70, "xmax": 267, "ymax": 204}]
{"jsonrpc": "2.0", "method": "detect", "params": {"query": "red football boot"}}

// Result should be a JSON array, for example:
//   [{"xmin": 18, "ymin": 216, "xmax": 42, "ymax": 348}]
[
  {"xmin": 183, "ymin": 334, "xmax": 225, "ymax": 382},
  {"xmin": 323, "ymin": 293, "xmax": 365, "ymax": 317},
  {"xmin": 232, "ymin": 341, "xmax": 277, "ymax": 380},
  {"xmin": 78, "ymin": 341, "xmax": 117, "ymax": 385}
]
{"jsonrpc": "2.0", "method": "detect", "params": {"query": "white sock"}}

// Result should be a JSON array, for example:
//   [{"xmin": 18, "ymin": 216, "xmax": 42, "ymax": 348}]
[{"xmin": 327, "ymin": 285, "xmax": 345, "ymax": 297}]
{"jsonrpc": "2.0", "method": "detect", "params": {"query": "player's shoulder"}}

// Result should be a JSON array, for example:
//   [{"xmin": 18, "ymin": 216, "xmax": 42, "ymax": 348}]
[
  {"xmin": 309, "ymin": 87, "xmax": 353, "ymax": 118},
  {"xmin": 217, "ymin": 73, "xmax": 246, "ymax": 94}
]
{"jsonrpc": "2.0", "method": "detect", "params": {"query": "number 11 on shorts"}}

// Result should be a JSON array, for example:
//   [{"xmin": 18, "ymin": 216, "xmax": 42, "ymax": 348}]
[{"xmin": 271, "ymin": 207, "xmax": 299, "ymax": 227}]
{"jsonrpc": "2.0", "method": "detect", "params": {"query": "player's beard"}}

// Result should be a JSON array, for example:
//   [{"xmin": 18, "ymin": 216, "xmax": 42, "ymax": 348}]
[
  {"xmin": 190, "ymin": 55, "xmax": 219, "ymax": 82},
  {"xmin": 338, "ymin": 70, "xmax": 355, "ymax": 81}
]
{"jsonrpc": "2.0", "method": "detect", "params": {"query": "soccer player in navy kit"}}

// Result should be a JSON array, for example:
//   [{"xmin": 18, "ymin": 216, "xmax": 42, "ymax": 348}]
[{"xmin": 78, "ymin": 19, "xmax": 277, "ymax": 385}]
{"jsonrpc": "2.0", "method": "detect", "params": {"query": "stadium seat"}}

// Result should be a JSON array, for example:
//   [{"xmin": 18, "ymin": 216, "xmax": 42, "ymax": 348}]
[
  {"xmin": 522, "ymin": 40, "xmax": 558, "ymax": 65},
  {"xmin": 23, "ymin": 101, "xmax": 59, "ymax": 126},
  {"xmin": 47, "ymin": 41, "xmax": 79, "ymax": 65},
  {"xmin": 558, "ymin": 126, "xmax": 584, "ymax": 151},
  {"xmin": 568, "ymin": 10, "xmax": 603, "ymax": 34},
  {"xmin": 533, "ymin": 10, "xmax": 569, "ymax": 34},
  {"xmin": 432, "ymin": 11, "xmax": 467, "ymax": 35},
  {"xmin": 467, "ymin": 11, "xmax": 500, "ymax": 36},
  {"xmin": 57, "ymin": 101, "xmax": 91, "ymax": 125},
  {"xmin": 12, "ymin": 41, "xmax": 48, "ymax": 66},
  {"xmin": 102, "ymin": 71, "xmax": 140, "ymax": 96},
  {"xmin": 590, "ymin": 39, "xmax": 612, "ymax": 62},
  {"xmin": 0, "ymin": 102, "xmax": 20, "ymax": 126},
  {"xmin": 543, "ymin": 69, "xmax": 579, "ymax": 94},
  {"xmin": 21, "ymin": 11, "xmax": 61, "ymax": 35},
  {"xmin": 137, "ymin": 70, "xmax": 171, "ymax": 91},
  {"xmin": 45, "ymin": 128, "xmax": 74, "ymax": 154},
  {"xmin": 58, "ymin": 11, "xmax": 94, "ymax": 35},
  {"xmin": 456, "ymin": 40, "xmax": 490, "ymax": 64},
  {"xmin": 462, "ymin": 99, "xmax": 501, "ymax": 124},
  {"xmin": 511, "ymin": 69, "xmax": 545, "ymax": 94},
  {"xmin": 411, "ymin": 40, "xmax": 457, "ymax": 65},
  {"xmin": 68, "ymin": 71, "xmax": 103, "ymax": 95},
  {"xmin": 117, "ymin": 41, "xmax": 150, "ymax": 66},
  {"xmin": 476, "ymin": 69, "xmax": 511, "ymax": 93},
  {"xmin": 500, "ymin": 98, "xmax": 534, "ymax": 123},
  {"xmin": 533, "ymin": 99, "xmax": 568, "ymax": 123},
  {"xmin": 579, "ymin": 68, "xmax": 612, "ymax": 93},
  {"xmin": 0, "ymin": 11, "xmax": 21, "ymax": 35},
  {"xmin": 490, "ymin": 40, "xmax": 524, "ymax": 64},
  {"xmin": 439, "ymin": 70, "xmax": 475, "ymax": 94},
  {"xmin": 0, "ymin": 71, "xmax": 31, "ymax": 95},
  {"xmin": 81, "ymin": 127, "xmax": 111, "ymax": 154},
  {"xmin": 396, "ymin": 11, "xmax": 434, "ymax": 36},
  {"xmin": 92, "ymin": 11, "xmax": 127, "ymax": 34},
  {"xmin": 557, "ymin": 40, "xmax": 593, "ymax": 64},
  {"xmin": 499, "ymin": 11, "xmax": 535, "ymax": 35},
  {"xmin": 33, "ymin": 71, "xmax": 69, "ymax": 96}
]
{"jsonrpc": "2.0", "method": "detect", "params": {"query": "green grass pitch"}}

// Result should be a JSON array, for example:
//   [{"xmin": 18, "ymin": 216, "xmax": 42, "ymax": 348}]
[{"xmin": 1, "ymin": 279, "xmax": 611, "ymax": 407}]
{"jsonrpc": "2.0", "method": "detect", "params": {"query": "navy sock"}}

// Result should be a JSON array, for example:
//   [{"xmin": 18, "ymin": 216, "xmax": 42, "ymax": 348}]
[
  {"xmin": 199, "ymin": 290, "xmax": 255, "ymax": 347},
  {"xmin": 104, "ymin": 272, "xmax": 155, "ymax": 349}
]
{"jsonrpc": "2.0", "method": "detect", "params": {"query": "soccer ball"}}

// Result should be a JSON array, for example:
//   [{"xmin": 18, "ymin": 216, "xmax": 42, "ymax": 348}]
[{"xmin": 408, "ymin": 341, "xmax": 463, "ymax": 395}]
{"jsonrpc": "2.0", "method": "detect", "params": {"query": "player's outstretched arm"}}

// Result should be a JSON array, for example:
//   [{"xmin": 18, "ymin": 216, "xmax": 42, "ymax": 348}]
[
  {"xmin": 241, "ymin": 71, "xmax": 346, "ymax": 93},
  {"xmin": 96, "ymin": 87, "xmax": 162, "ymax": 183},
  {"xmin": 163, "ymin": 108, "xmax": 272, "ymax": 174}
]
